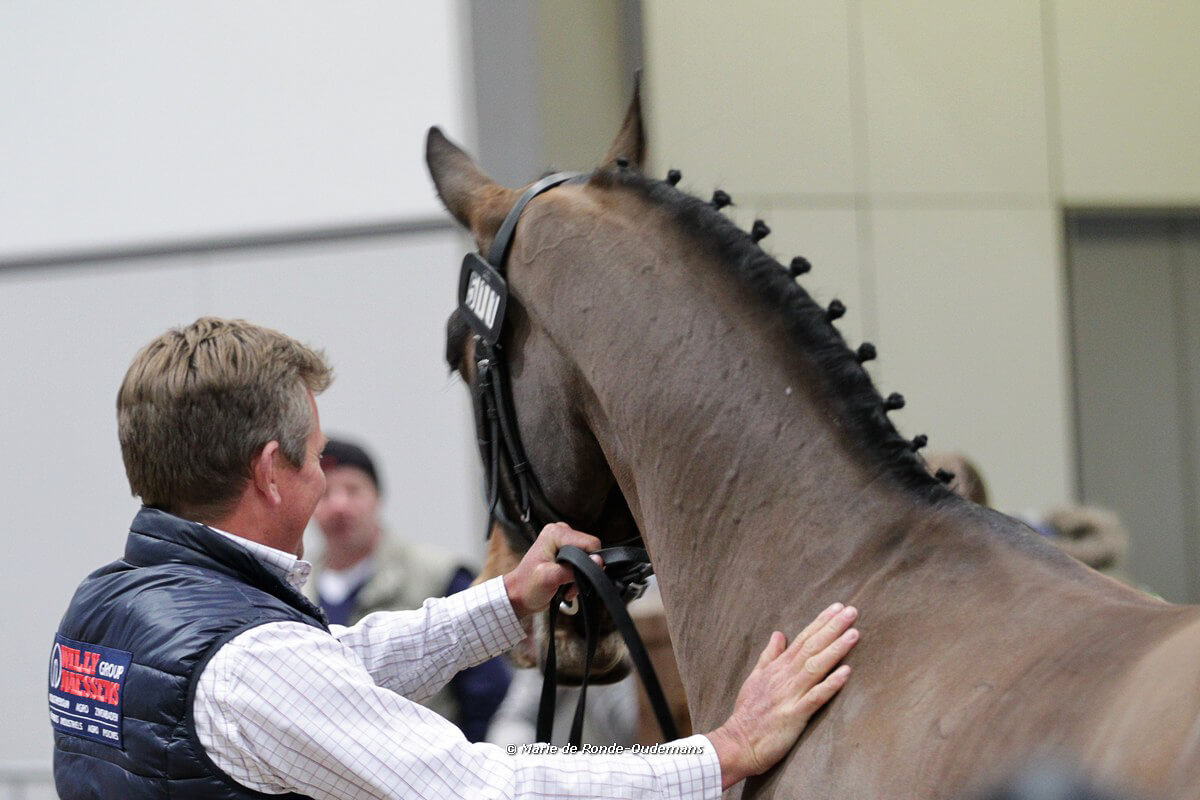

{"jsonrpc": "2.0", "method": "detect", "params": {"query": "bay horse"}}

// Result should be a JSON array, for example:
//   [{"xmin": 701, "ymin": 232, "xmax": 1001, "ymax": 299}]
[{"xmin": 427, "ymin": 92, "xmax": 1200, "ymax": 799}]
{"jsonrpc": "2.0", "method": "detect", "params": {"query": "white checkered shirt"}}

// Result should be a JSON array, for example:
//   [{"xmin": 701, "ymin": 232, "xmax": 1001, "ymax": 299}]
[{"xmin": 193, "ymin": 530, "xmax": 721, "ymax": 799}]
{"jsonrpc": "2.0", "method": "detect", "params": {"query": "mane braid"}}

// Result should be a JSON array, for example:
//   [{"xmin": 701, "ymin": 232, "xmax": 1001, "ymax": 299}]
[{"xmin": 590, "ymin": 168, "xmax": 953, "ymax": 504}]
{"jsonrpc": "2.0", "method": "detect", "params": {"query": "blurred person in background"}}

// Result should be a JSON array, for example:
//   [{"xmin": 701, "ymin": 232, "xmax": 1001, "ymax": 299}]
[
  {"xmin": 1026, "ymin": 506, "xmax": 1132, "ymax": 586},
  {"xmin": 307, "ymin": 437, "xmax": 511, "ymax": 741},
  {"xmin": 922, "ymin": 451, "xmax": 990, "ymax": 506},
  {"xmin": 924, "ymin": 450, "xmax": 1133, "ymax": 586},
  {"xmin": 487, "ymin": 666, "xmax": 638, "ymax": 749}
]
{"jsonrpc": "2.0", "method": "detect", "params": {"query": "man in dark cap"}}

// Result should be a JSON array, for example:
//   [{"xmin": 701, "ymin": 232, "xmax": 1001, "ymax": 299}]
[{"xmin": 308, "ymin": 437, "xmax": 510, "ymax": 741}]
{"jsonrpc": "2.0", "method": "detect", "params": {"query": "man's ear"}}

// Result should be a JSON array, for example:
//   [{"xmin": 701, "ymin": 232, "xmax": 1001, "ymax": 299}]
[{"xmin": 251, "ymin": 441, "xmax": 283, "ymax": 506}]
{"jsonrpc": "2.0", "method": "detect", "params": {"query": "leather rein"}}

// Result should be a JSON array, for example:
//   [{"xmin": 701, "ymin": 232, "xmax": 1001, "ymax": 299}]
[{"xmin": 456, "ymin": 172, "xmax": 679, "ymax": 747}]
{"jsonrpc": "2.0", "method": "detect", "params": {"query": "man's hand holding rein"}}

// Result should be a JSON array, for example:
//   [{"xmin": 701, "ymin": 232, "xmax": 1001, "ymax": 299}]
[{"xmin": 503, "ymin": 522, "xmax": 602, "ymax": 618}]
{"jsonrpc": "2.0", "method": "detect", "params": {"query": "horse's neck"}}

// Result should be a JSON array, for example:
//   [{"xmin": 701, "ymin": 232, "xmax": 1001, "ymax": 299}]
[
  {"xmin": 586, "ymin": 333, "xmax": 930, "ymax": 723},
  {"xmin": 561, "ymin": 233, "xmax": 1049, "ymax": 725},
  {"xmin": 573, "ymin": 250, "xmax": 919, "ymax": 577}
]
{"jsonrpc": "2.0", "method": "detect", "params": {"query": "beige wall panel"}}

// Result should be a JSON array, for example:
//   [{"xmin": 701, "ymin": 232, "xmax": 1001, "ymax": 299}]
[
  {"xmin": 871, "ymin": 207, "xmax": 1071, "ymax": 514},
  {"xmin": 860, "ymin": 0, "xmax": 1050, "ymax": 195},
  {"xmin": 761, "ymin": 207, "xmax": 867, "ymax": 347},
  {"xmin": 536, "ymin": 0, "xmax": 628, "ymax": 172},
  {"xmin": 1053, "ymin": 1, "xmax": 1200, "ymax": 203},
  {"xmin": 641, "ymin": 0, "xmax": 855, "ymax": 195}
]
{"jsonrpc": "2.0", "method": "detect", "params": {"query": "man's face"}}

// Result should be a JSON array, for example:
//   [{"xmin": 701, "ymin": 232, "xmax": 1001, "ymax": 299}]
[
  {"xmin": 276, "ymin": 390, "xmax": 328, "ymax": 556},
  {"xmin": 313, "ymin": 464, "xmax": 380, "ymax": 553}
]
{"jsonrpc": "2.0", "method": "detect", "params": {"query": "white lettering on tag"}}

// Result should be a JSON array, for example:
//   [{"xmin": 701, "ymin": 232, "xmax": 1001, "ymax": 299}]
[
  {"xmin": 465, "ymin": 273, "xmax": 480, "ymax": 309},
  {"xmin": 466, "ymin": 272, "xmax": 500, "ymax": 328},
  {"xmin": 98, "ymin": 661, "xmax": 125, "ymax": 680},
  {"xmin": 482, "ymin": 288, "xmax": 499, "ymax": 327}
]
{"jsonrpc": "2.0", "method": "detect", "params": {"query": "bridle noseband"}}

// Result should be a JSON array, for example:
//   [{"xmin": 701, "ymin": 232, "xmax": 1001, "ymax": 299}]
[{"xmin": 455, "ymin": 172, "xmax": 678, "ymax": 746}]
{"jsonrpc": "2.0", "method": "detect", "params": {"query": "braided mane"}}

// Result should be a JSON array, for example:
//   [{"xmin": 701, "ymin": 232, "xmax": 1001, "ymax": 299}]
[{"xmin": 590, "ymin": 167, "xmax": 952, "ymax": 504}]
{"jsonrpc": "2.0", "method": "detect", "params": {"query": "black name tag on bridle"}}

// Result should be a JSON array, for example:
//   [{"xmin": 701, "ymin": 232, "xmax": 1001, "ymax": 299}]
[{"xmin": 458, "ymin": 253, "xmax": 508, "ymax": 346}]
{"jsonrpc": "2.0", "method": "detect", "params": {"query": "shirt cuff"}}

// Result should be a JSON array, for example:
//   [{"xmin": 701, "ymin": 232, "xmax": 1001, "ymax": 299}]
[
  {"xmin": 442, "ymin": 576, "xmax": 526, "ymax": 667},
  {"xmin": 639, "ymin": 734, "xmax": 723, "ymax": 800}
]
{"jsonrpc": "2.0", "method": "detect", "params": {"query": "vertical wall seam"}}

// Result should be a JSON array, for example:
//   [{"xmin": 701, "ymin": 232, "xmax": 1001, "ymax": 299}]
[
  {"xmin": 1041, "ymin": 0, "xmax": 1079, "ymax": 499},
  {"xmin": 1039, "ymin": 0, "xmax": 1064, "ymax": 199},
  {"xmin": 454, "ymin": 0, "xmax": 480, "ymax": 157},
  {"xmin": 621, "ymin": 0, "xmax": 644, "ymax": 85},
  {"xmin": 845, "ymin": 0, "xmax": 879, "ymax": 352},
  {"xmin": 1060, "ymin": 213, "xmax": 1087, "ymax": 500}
]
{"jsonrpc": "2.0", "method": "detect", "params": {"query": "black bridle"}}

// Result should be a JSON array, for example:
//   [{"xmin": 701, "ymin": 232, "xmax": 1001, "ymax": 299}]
[
  {"xmin": 461, "ymin": 172, "xmax": 584, "ymax": 545},
  {"xmin": 455, "ymin": 172, "xmax": 678, "ymax": 747}
]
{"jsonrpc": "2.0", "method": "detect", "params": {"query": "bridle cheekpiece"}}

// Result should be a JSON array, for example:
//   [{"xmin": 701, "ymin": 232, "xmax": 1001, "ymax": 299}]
[{"xmin": 454, "ymin": 170, "xmax": 677, "ymax": 747}]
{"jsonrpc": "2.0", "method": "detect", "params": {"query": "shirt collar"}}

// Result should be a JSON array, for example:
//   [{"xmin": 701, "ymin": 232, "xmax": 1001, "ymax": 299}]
[{"xmin": 206, "ymin": 525, "xmax": 313, "ymax": 592}]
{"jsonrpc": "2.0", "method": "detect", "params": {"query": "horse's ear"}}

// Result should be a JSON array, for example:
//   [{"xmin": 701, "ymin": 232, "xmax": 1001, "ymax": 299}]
[
  {"xmin": 598, "ymin": 78, "xmax": 646, "ymax": 172},
  {"xmin": 425, "ymin": 127, "xmax": 513, "ymax": 238}
]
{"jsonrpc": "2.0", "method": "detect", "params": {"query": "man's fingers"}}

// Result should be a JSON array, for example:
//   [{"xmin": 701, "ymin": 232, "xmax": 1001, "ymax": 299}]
[
  {"xmin": 755, "ymin": 631, "xmax": 788, "ymax": 669},
  {"xmin": 539, "ymin": 522, "xmax": 602, "ymax": 557},
  {"xmin": 542, "ymin": 562, "xmax": 575, "ymax": 588},
  {"xmin": 791, "ymin": 605, "xmax": 858, "ymax": 662},
  {"xmin": 797, "ymin": 664, "xmax": 851, "ymax": 715},
  {"xmin": 792, "ymin": 602, "xmax": 845, "ymax": 646},
  {"xmin": 800, "ymin": 628, "xmax": 859, "ymax": 679}
]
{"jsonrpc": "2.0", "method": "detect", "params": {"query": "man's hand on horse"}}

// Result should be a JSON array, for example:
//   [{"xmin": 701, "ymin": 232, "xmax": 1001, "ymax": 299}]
[
  {"xmin": 503, "ymin": 522, "xmax": 603, "ymax": 619},
  {"xmin": 708, "ymin": 602, "xmax": 859, "ymax": 790}
]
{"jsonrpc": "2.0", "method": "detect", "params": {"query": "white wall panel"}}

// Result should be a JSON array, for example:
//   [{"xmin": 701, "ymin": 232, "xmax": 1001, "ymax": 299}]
[
  {"xmin": 859, "ymin": 0, "xmax": 1050, "ymax": 196},
  {"xmin": 1053, "ymin": 1, "xmax": 1200, "ymax": 203},
  {"xmin": 642, "ymin": 0, "xmax": 855, "ymax": 196},
  {"xmin": 0, "ymin": 2, "xmax": 467, "ymax": 258},
  {"xmin": 871, "ymin": 206, "xmax": 1071, "ymax": 515}
]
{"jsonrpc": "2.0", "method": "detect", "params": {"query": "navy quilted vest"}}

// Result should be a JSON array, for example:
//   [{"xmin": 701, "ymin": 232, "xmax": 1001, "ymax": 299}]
[{"xmin": 51, "ymin": 507, "xmax": 328, "ymax": 799}]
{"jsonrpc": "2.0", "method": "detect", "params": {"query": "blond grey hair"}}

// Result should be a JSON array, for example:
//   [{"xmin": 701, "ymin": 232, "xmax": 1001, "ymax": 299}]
[{"xmin": 117, "ymin": 317, "xmax": 332, "ymax": 520}]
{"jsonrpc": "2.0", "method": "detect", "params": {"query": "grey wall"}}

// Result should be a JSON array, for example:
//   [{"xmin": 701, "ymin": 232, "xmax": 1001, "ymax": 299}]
[{"xmin": 1067, "ymin": 215, "xmax": 1200, "ymax": 602}]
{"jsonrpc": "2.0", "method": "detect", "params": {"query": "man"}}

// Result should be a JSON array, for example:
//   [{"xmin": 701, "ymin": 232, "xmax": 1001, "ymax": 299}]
[
  {"xmin": 307, "ymin": 437, "xmax": 510, "ymax": 741},
  {"xmin": 50, "ymin": 316, "xmax": 860, "ymax": 799}
]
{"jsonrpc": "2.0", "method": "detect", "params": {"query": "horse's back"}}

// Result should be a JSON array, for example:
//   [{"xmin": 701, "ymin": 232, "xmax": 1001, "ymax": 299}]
[
  {"xmin": 1082, "ymin": 611, "xmax": 1200, "ymax": 798},
  {"xmin": 750, "ymin": 588, "xmax": 1200, "ymax": 800}
]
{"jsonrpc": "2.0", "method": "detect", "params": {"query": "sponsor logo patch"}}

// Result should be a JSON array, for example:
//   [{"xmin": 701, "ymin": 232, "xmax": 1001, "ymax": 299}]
[{"xmin": 48, "ymin": 634, "xmax": 131, "ymax": 749}]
